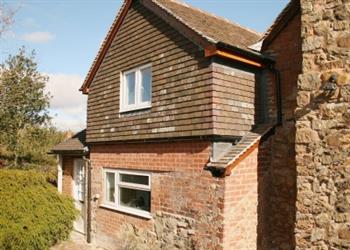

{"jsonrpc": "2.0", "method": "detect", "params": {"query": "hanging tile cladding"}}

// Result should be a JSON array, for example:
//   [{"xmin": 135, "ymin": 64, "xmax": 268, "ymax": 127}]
[
  {"xmin": 86, "ymin": 2, "xmax": 213, "ymax": 143},
  {"xmin": 211, "ymin": 63, "xmax": 258, "ymax": 137},
  {"xmin": 86, "ymin": 2, "xmax": 259, "ymax": 143}
]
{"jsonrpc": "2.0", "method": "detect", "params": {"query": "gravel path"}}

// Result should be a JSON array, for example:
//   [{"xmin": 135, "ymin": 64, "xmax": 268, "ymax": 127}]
[{"xmin": 51, "ymin": 231, "xmax": 106, "ymax": 250}]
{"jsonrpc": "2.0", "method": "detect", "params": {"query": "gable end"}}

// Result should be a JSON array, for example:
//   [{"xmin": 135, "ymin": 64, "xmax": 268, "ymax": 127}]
[{"xmin": 80, "ymin": 0, "xmax": 266, "ymax": 95}]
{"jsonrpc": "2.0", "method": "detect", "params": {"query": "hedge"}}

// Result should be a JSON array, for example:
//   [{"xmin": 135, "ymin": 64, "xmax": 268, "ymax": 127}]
[{"xmin": 0, "ymin": 170, "xmax": 77, "ymax": 250}]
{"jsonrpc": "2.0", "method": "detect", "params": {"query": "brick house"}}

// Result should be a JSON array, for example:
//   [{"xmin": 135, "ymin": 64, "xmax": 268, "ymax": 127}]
[{"xmin": 52, "ymin": 0, "xmax": 350, "ymax": 249}]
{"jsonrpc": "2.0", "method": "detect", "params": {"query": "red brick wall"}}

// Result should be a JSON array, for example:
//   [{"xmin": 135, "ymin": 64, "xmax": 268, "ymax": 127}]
[
  {"xmin": 223, "ymin": 148, "xmax": 258, "ymax": 249},
  {"xmin": 261, "ymin": 12, "xmax": 302, "ymax": 249},
  {"xmin": 89, "ymin": 141, "xmax": 227, "ymax": 249},
  {"xmin": 62, "ymin": 156, "xmax": 74, "ymax": 196},
  {"xmin": 257, "ymin": 137, "xmax": 273, "ymax": 249}
]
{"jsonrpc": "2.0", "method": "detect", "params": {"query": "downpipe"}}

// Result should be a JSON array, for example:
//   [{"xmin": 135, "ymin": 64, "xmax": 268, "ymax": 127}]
[
  {"xmin": 269, "ymin": 66, "xmax": 283, "ymax": 125},
  {"xmin": 82, "ymin": 147, "xmax": 92, "ymax": 244}
]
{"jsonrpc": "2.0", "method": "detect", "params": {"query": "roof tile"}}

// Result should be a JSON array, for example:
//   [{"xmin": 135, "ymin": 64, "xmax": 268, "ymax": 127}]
[
  {"xmin": 154, "ymin": 0, "xmax": 261, "ymax": 49},
  {"xmin": 51, "ymin": 130, "xmax": 86, "ymax": 153},
  {"xmin": 206, "ymin": 124, "xmax": 273, "ymax": 169}
]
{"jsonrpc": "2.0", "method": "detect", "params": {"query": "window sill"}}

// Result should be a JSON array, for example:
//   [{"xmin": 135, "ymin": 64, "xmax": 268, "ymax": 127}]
[
  {"xmin": 119, "ymin": 107, "xmax": 151, "ymax": 118},
  {"xmin": 119, "ymin": 105, "xmax": 152, "ymax": 114},
  {"xmin": 99, "ymin": 204, "xmax": 152, "ymax": 219}
]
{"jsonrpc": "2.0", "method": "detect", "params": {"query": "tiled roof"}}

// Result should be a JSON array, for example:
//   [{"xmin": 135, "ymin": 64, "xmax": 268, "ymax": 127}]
[
  {"xmin": 206, "ymin": 125, "xmax": 273, "ymax": 170},
  {"xmin": 153, "ymin": 0, "xmax": 261, "ymax": 50},
  {"xmin": 51, "ymin": 130, "xmax": 86, "ymax": 153}
]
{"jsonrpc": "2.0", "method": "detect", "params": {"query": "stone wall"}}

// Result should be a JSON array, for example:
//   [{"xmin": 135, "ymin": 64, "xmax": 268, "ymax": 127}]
[
  {"xmin": 94, "ymin": 212, "xmax": 196, "ymax": 250},
  {"xmin": 296, "ymin": 0, "xmax": 350, "ymax": 249}
]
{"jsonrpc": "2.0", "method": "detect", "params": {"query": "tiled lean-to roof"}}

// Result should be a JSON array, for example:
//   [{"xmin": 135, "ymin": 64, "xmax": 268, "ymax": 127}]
[
  {"xmin": 206, "ymin": 125, "xmax": 274, "ymax": 176},
  {"xmin": 51, "ymin": 130, "xmax": 86, "ymax": 154},
  {"xmin": 80, "ymin": 0, "xmax": 262, "ymax": 94}
]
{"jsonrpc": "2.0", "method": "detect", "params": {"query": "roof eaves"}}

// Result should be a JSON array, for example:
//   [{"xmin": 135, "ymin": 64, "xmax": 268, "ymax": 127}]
[
  {"xmin": 216, "ymin": 42, "xmax": 275, "ymax": 64},
  {"xmin": 50, "ymin": 130, "xmax": 87, "ymax": 154},
  {"xmin": 261, "ymin": 0, "xmax": 300, "ymax": 48},
  {"xmin": 80, "ymin": 0, "xmax": 132, "ymax": 94},
  {"xmin": 143, "ymin": 0, "xmax": 268, "ymax": 68},
  {"xmin": 49, "ymin": 150, "xmax": 85, "ymax": 156}
]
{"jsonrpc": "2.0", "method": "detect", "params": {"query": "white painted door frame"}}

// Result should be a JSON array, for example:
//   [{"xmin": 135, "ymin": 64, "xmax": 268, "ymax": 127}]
[
  {"xmin": 73, "ymin": 158, "xmax": 86, "ymax": 234},
  {"xmin": 57, "ymin": 155, "xmax": 63, "ymax": 193}
]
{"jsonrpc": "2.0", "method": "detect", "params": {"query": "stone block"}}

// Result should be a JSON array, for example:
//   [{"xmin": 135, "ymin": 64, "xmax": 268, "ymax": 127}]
[
  {"xmin": 311, "ymin": 228, "xmax": 325, "ymax": 242},
  {"xmin": 303, "ymin": 36, "xmax": 324, "ymax": 52},
  {"xmin": 338, "ymin": 225, "xmax": 350, "ymax": 239},
  {"xmin": 296, "ymin": 128, "xmax": 320, "ymax": 144},
  {"xmin": 320, "ymin": 103, "xmax": 348, "ymax": 119},
  {"xmin": 315, "ymin": 213, "xmax": 330, "ymax": 227},
  {"xmin": 297, "ymin": 91, "xmax": 311, "ymax": 107},
  {"xmin": 334, "ymin": 4, "xmax": 350, "ymax": 20},
  {"xmin": 298, "ymin": 72, "xmax": 321, "ymax": 90},
  {"xmin": 337, "ymin": 33, "xmax": 350, "ymax": 48}
]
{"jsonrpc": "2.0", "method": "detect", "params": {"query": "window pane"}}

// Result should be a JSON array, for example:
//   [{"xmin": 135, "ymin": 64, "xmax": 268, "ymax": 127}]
[
  {"xmin": 76, "ymin": 165, "xmax": 85, "ymax": 201},
  {"xmin": 119, "ymin": 187, "xmax": 150, "ymax": 212},
  {"xmin": 141, "ymin": 67, "xmax": 152, "ymax": 103},
  {"xmin": 125, "ymin": 72, "xmax": 135, "ymax": 105},
  {"xmin": 120, "ymin": 174, "xmax": 149, "ymax": 185},
  {"xmin": 106, "ymin": 172, "xmax": 115, "ymax": 203}
]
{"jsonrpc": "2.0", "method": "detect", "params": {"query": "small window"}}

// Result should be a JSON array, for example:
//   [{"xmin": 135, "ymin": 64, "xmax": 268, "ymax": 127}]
[
  {"xmin": 105, "ymin": 172, "xmax": 115, "ymax": 203},
  {"xmin": 102, "ymin": 169, "xmax": 151, "ymax": 218},
  {"xmin": 120, "ymin": 64, "xmax": 152, "ymax": 112}
]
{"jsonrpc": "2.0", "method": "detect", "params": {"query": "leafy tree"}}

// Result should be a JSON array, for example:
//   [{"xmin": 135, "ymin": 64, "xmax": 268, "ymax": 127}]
[
  {"xmin": 0, "ymin": 48, "xmax": 51, "ymax": 167},
  {"xmin": 16, "ymin": 126, "xmax": 66, "ymax": 170}
]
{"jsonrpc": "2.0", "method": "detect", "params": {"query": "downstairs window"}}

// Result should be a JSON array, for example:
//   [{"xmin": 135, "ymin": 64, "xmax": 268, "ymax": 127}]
[{"xmin": 102, "ymin": 169, "xmax": 151, "ymax": 218}]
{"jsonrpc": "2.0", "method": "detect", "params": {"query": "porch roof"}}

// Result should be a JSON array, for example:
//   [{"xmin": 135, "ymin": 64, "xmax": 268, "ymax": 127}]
[{"xmin": 50, "ymin": 130, "xmax": 86, "ymax": 155}]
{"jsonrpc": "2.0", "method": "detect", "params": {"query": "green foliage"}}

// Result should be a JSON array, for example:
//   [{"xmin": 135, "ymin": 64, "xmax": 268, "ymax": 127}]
[
  {"xmin": 0, "ymin": 170, "xmax": 77, "ymax": 250},
  {"xmin": 0, "ymin": 125, "xmax": 65, "ymax": 171},
  {"xmin": 0, "ymin": 47, "xmax": 51, "ymax": 167},
  {"xmin": 0, "ymin": 48, "xmax": 66, "ymax": 170},
  {"xmin": 14, "ymin": 126, "xmax": 65, "ymax": 168}
]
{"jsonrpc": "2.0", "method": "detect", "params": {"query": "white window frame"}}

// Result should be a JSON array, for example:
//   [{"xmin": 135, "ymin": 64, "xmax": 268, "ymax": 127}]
[
  {"xmin": 120, "ymin": 64, "xmax": 152, "ymax": 113},
  {"xmin": 101, "ymin": 169, "xmax": 152, "ymax": 219}
]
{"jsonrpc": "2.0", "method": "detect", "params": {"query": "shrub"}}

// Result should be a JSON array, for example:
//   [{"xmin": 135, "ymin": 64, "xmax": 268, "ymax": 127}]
[{"xmin": 0, "ymin": 170, "xmax": 77, "ymax": 250}]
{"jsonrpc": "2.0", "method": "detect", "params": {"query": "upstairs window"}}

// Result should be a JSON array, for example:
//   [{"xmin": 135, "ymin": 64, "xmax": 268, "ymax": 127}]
[{"xmin": 120, "ymin": 64, "xmax": 152, "ymax": 112}]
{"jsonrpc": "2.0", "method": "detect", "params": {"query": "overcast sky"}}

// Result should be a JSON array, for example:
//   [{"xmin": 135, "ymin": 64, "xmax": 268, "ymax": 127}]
[{"xmin": 1, "ymin": 0, "xmax": 289, "ymax": 132}]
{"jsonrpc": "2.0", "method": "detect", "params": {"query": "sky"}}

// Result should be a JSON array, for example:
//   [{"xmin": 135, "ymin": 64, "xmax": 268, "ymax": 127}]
[{"xmin": 1, "ymin": 0, "xmax": 289, "ymax": 132}]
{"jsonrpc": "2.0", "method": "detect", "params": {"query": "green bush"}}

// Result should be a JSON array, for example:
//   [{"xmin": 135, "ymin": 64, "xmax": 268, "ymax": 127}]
[{"xmin": 0, "ymin": 170, "xmax": 77, "ymax": 250}]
